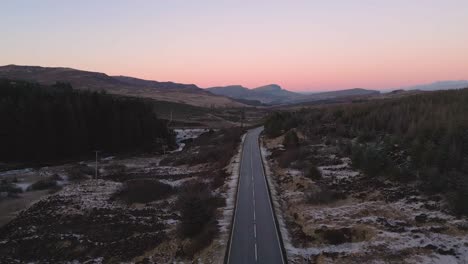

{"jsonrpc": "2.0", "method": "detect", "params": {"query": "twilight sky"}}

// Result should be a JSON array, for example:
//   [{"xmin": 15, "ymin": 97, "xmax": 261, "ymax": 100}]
[{"xmin": 1, "ymin": 1, "xmax": 467, "ymax": 91}]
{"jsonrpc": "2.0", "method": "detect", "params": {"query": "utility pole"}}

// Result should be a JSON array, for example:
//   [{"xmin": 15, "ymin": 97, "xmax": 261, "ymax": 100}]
[
  {"xmin": 240, "ymin": 108, "xmax": 245, "ymax": 129},
  {"xmin": 169, "ymin": 109, "xmax": 173, "ymax": 126}
]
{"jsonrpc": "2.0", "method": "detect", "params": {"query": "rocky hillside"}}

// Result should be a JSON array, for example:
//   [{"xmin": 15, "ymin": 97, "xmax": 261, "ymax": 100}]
[{"xmin": 0, "ymin": 65, "xmax": 245, "ymax": 107}]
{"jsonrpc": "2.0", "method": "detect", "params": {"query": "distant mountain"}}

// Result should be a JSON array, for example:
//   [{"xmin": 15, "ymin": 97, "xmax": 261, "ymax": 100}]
[
  {"xmin": 0, "ymin": 65, "xmax": 245, "ymax": 107},
  {"xmin": 206, "ymin": 84, "xmax": 304, "ymax": 104},
  {"xmin": 297, "ymin": 88, "xmax": 380, "ymax": 102},
  {"xmin": 402, "ymin": 80, "xmax": 468, "ymax": 91}
]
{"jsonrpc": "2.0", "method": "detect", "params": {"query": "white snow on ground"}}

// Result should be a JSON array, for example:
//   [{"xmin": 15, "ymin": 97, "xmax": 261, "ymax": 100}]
[
  {"xmin": 409, "ymin": 254, "xmax": 466, "ymax": 264},
  {"xmin": 172, "ymin": 128, "xmax": 210, "ymax": 152},
  {"xmin": 213, "ymin": 133, "xmax": 245, "ymax": 263},
  {"xmin": 318, "ymin": 157, "xmax": 360, "ymax": 180},
  {"xmin": 111, "ymin": 157, "xmax": 161, "ymax": 169},
  {"xmin": 293, "ymin": 197, "xmax": 468, "ymax": 261},
  {"xmin": 159, "ymin": 177, "xmax": 193, "ymax": 187},
  {"xmin": 0, "ymin": 168, "xmax": 33, "ymax": 177},
  {"xmin": 15, "ymin": 182, "xmax": 32, "ymax": 191},
  {"xmin": 0, "ymin": 165, "xmax": 70, "ymax": 191},
  {"xmin": 263, "ymin": 142, "xmax": 468, "ymax": 263},
  {"xmin": 13, "ymin": 177, "xmax": 69, "ymax": 192},
  {"xmin": 285, "ymin": 169, "xmax": 303, "ymax": 177},
  {"xmin": 56, "ymin": 180, "xmax": 123, "ymax": 213},
  {"xmin": 138, "ymin": 165, "xmax": 192, "ymax": 175}
]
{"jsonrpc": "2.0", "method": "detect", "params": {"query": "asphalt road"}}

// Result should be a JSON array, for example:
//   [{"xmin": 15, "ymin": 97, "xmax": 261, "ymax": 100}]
[{"xmin": 227, "ymin": 127, "xmax": 285, "ymax": 264}]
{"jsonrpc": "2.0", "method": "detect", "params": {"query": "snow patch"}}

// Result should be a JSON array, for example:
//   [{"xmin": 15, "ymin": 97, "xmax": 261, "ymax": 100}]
[
  {"xmin": 172, "ymin": 128, "xmax": 210, "ymax": 152},
  {"xmin": 0, "ymin": 168, "xmax": 33, "ymax": 177}
]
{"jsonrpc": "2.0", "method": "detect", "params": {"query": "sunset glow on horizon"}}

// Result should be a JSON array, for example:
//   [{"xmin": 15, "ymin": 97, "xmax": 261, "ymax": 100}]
[{"xmin": 1, "ymin": 0, "xmax": 468, "ymax": 91}]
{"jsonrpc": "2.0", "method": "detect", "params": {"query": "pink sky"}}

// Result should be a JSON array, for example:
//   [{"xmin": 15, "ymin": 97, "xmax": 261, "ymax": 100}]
[{"xmin": 1, "ymin": 1, "xmax": 467, "ymax": 91}]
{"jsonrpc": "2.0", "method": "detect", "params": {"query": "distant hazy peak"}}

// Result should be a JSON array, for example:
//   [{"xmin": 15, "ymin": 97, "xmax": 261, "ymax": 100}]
[
  {"xmin": 402, "ymin": 80, "xmax": 468, "ymax": 91},
  {"xmin": 253, "ymin": 84, "xmax": 282, "ymax": 91}
]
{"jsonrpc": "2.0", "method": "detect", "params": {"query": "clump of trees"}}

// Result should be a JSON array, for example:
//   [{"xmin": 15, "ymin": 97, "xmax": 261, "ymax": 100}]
[
  {"xmin": 0, "ymin": 79, "xmax": 175, "ymax": 163},
  {"xmin": 283, "ymin": 130, "xmax": 299, "ymax": 148},
  {"xmin": 265, "ymin": 88, "xmax": 468, "ymax": 215},
  {"xmin": 176, "ymin": 181, "xmax": 225, "ymax": 257},
  {"xmin": 264, "ymin": 112, "xmax": 300, "ymax": 137}
]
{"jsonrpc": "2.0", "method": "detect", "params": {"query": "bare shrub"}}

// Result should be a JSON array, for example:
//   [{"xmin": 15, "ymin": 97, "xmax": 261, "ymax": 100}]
[
  {"xmin": 48, "ymin": 185, "xmax": 63, "ymax": 194},
  {"xmin": 105, "ymin": 164, "xmax": 126, "ymax": 175},
  {"xmin": 113, "ymin": 179, "xmax": 174, "ymax": 204},
  {"xmin": 104, "ymin": 164, "xmax": 130, "ymax": 181},
  {"xmin": 305, "ymin": 164, "xmax": 322, "ymax": 180},
  {"xmin": 283, "ymin": 130, "xmax": 299, "ymax": 148},
  {"xmin": 159, "ymin": 155, "xmax": 175, "ymax": 166},
  {"xmin": 29, "ymin": 177, "xmax": 57, "ymax": 191},
  {"xmin": 176, "ymin": 181, "xmax": 225, "ymax": 257},
  {"xmin": 306, "ymin": 186, "xmax": 343, "ymax": 204},
  {"xmin": 181, "ymin": 223, "xmax": 218, "ymax": 258},
  {"xmin": 189, "ymin": 145, "xmax": 234, "ymax": 167},
  {"xmin": 278, "ymin": 148, "xmax": 299, "ymax": 168},
  {"xmin": 211, "ymin": 170, "xmax": 229, "ymax": 189},
  {"xmin": 316, "ymin": 226, "xmax": 373, "ymax": 245},
  {"xmin": 67, "ymin": 164, "xmax": 92, "ymax": 181}
]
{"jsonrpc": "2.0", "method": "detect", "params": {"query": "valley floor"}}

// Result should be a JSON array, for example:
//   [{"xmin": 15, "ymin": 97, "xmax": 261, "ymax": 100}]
[{"xmin": 0, "ymin": 128, "xmax": 243, "ymax": 263}]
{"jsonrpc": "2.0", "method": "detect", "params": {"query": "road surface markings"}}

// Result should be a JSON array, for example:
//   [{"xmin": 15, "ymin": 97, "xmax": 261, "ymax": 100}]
[
  {"xmin": 258, "ymin": 140, "xmax": 286, "ymax": 264},
  {"xmin": 251, "ymin": 143, "xmax": 258, "ymax": 262},
  {"xmin": 255, "ymin": 243, "xmax": 258, "ymax": 262},
  {"xmin": 227, "ymin": 128, "xmax": 285, "ymax": 264}
]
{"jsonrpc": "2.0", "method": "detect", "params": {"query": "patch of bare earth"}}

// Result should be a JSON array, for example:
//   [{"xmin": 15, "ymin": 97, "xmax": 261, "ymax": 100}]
[{"xmin": 263, "ymin": 137, "xmax": 468, "ymax": 264}]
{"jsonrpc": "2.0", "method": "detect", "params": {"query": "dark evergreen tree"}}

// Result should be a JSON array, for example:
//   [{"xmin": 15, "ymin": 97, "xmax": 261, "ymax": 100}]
[{"xmin": 0, "ymin": 79, "xmax": 175, "ymax": 162}]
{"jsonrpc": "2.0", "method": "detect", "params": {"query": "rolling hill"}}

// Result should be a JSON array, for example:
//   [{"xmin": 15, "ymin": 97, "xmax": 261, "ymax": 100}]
[
  {"xmin": 301, "ymin": 88, "xmax": 380, "ymax": 101},
  {"xmin": 0, "ymin": 65, "xmax": 245, "ymax": 108}
]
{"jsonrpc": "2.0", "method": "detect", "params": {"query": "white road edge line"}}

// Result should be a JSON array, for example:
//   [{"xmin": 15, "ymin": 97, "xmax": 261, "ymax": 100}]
[
  {"xmin": 226, "ymin": 133, "xmax": 247, "ymax": 264},
  {"xmin": 255, "ymin": 243, "xmax": 258, "ymax": 262},
  {"xmin": 258, "ymin": 130, "xmax": 286, "ymax": 264}
]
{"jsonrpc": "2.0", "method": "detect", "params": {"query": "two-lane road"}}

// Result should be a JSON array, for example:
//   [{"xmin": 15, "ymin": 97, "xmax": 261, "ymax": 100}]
[{"xmin": 227, "ymin": 127, "xmax": 285, "ymax": 264}]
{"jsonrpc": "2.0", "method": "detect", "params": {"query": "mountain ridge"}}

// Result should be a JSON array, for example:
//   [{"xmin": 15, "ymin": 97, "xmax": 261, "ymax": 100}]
[
  {"xmin": 401, "ymin": 80, "xmax": 468, "ymax": 91},
  {"xmin": 207, "ymin": 84, "xmax": 380, "ymax": 105},
  {"xmin": 0, "ymin": 65, "xmax": 246, "ymax": 108},
  {"xmin": 207, "ymin": 84, "xmax": 303, "ymax": 104}
]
